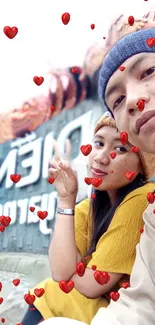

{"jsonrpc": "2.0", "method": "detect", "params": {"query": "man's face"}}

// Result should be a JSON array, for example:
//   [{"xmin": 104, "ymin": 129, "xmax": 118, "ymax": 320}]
[{"xmin": 105, "ymin": 52, "xmax": 155, "ymax": 154}]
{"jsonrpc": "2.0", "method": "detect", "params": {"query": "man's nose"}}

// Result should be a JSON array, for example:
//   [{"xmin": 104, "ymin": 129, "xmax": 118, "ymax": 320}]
[{"xmin": 126, "ymin": 83, "xmax": 150, "ymax": 115}]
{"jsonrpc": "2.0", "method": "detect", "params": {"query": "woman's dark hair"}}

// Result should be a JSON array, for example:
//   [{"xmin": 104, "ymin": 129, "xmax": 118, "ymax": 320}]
[{"xmin": 86, "ymin": 173, "xmax": 146, "ymax": 256}]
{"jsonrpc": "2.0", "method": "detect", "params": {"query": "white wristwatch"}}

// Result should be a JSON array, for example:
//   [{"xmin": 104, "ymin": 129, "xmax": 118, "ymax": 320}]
[{"xmin": 57, "ymin": 207, "xmax": 75, "ymax": 216}]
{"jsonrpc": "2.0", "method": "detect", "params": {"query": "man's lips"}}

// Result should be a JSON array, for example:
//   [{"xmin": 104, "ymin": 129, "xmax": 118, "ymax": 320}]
[
  {"xmin": 136, "ymin": 110, "xmax": 155, "ymax": 134},
  {"xmin": 92, "ymin": 167, "xmax": 108, "ymax": 175}
]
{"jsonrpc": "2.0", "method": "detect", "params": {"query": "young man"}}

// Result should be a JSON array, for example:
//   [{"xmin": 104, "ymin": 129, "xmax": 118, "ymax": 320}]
[{"xmin": 90, "ymin": 25, "xmax": 155, "ymax": 325}]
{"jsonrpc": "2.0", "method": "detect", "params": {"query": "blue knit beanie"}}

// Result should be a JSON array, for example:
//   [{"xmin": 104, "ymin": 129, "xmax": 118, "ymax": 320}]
[{"xmin": 98, "ymin": 28, "xmax": 155, "ymax": 111}]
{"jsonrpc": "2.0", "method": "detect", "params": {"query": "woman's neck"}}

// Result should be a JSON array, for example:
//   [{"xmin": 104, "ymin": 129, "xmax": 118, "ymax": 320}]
[{"xmin": 107, "ymin": 190, "xmax": 117, "ymax": 205}]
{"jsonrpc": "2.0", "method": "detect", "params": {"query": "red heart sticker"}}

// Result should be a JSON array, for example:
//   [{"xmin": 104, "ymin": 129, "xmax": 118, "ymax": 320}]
[
  {"xmin": 48, "ymin": 177, "xmax": 54, "ymax": 184},
  {"xmin": 80, "ymin": 144, "xmax": 92, "ymax": 156},
  {"xmin": 0, "ymin": 216, "xmax": 11, "ymax": 227},
  {"xmin": 13, "ymin": 279, "xmax": 20, "ymax": 286},
  {"xmin": 125, "ymin": 171, "xmax": 135, "ymax": 181},
  {"xmin": 147, "ymin": 192, "xmax": 155, "ymax": 204},
  {"xmin": 128, "ymin": 16, "xmax": 134, "ymax": 26},
  {"xmin": 94, "ymin": 271, "xmax": 108, "ymax": 285},
  {"xmin": 61, "ymin": 12, "xmax": 70, "ymax": 25},
  {"xmin": 110, "ymin": 152, "xmax": 116, "ymax": 159},
  {"xmin": 33, "ymin": 76, "xmax": 44, "ymax": 86},
  {"xmin": 91, "ymin": 178, "xmax": 102, "ymax": 187},
  {"xmin": 3, "ymin": 26, "xmax": 18, "ymax": 39},
  {"xmin": 71, "ymin": 67, "xmax": 79, "ymax": 74},
  {"xmin": 102, "ymin": 272, "xmax": 110, "ymax": 284},
  {"xmin": 131, "ymin": 146, "xmax": 139, "ymax": 153},
  {"xmin": 48, "ymin": 177, "xmax": 55, "ymax": 184},
  {"xmin": 84, "ymin": 177, "xmax": 92, "ymax": 185},
  {"xmin": 91, "ymin": 265, "xmax": 97, "ymax": 271},
  {"xmin": 34, "ymin": 288, "xmax": 45, "ymax": 298},
  {"xmin": 59, "ymin": 280, "xmax": 74, "ymax": 293},
  {"xmin": 119, "ymin": 66, "xmax": 125, "ymax": 71},
  {"xmin": 10, "ymin": 174, "xmax": 21, "ymax": 183},
  {"xmin": 90, "ymin": 24, "xmax": 95, "ymax": 30},
  {"xmin": 91, "ymin": 193, "xmax": 96, "ymax": 199},
  {"xmin": 29, "ymin": 207, "xmax": 35, "ymax": 212},
  {"xmin": 0, "ymin": 282, "xmax": 2, "ymax": 292},
  {"xmin": 139, "ymin": 228, "xmax": 144, "ymax": 234},
  {"xmin": 76, "ymin": 262, "xmax": 86, "ymax": 277},
  {"xmin": 146, "ymin": 37, "xmax": 155, "ymax": 48},
  {"xmin": 37, "ymin": 211, "xmax": 48, "ymax": 220},
  {"xmin": 0, "ymin": 226, "xmax": 5, "ymax": 232},
  {"xmin": 110, "ymin": 291, "xmax": 120, "ymax": 301},
  {"xmin": 24, "ymin": 294, "xmax": 36, "ymax": 305},
  {"xmin": 122, "ymin": 282, "xmax": 130, "ymax": 289},
  {"xmin": 120, "ymin": 132, "xmax": 128, "ymax": 145},
  {"xmin": 50, "ymin": 105, "xmax": 56, "ymax": 113},
  {"xmin": 0, "ymin": 297, "xmax": 3, "ymax": 305},
  {"xmin": 1, "ymin": 318, "xmax": 5, "ymax": 323},
  {"xmin": 137, "ymin": 99, "xmax": 145, "ymax": 111}
]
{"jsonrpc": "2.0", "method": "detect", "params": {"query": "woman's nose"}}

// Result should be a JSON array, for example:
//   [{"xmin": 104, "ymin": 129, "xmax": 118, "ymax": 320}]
[{"xmin": 94, "ymin": 153, "xmax": 110, "ymax": 165}]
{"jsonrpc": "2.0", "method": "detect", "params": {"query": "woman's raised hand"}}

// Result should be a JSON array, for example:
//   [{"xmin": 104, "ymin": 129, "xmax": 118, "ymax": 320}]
[{"xmin": 48, "ymin": 139, "xmax": 78, "ymax": 199}]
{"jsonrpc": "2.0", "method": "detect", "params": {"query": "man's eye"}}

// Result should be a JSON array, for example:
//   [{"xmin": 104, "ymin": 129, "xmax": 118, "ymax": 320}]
[
  {"xmin": 115, "ymin": 146, "xmax": 127, "ymax": 153},
  {"xmin": 113, "ymin": 95, "xmax": 125, "ymax": 110},
  {"xmin": 141, "ymin": 67, "xmax": 155, "ymax": 79}
]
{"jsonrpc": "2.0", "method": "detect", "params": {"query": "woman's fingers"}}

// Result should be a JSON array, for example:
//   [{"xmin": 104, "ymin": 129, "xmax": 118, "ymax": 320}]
[
  {"xmin": 59, "ymin": 160, "xmax": 77, "ymax": 179},
  {"xmin": 52, "ymin": 139, "xmax": 62, "ymax": 162},
  {"xmin": 64, "ymin": 139, "xmax": 72, "ymax": 160},
  {"xmin": 52, "ymin": 138, "xmax": 72, "ymax": 162},
  {"xmin": 48, "ymin": 167, "xmax": 62, "ymax": 179},
  {"xmin": 49, "ymin": 160, "xmax": 60, "ymax": 169}
]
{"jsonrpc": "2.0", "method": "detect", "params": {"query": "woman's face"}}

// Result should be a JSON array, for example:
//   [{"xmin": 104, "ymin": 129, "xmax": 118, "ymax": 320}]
[{"xmin": 88, "ymin": 125, "xmax": 142, "ymax": 191}]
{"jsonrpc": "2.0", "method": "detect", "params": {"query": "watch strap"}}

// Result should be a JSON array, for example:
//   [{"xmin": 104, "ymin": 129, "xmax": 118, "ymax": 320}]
[{"xmin": 57, "ymin": 207, "xmax": 75, "ymax": 216}]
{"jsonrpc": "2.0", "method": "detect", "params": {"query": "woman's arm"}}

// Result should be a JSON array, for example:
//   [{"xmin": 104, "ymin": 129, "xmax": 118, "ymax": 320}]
[
  {"xmin": 70, "ymin": 268, "xmax": 123, "ymax": 298},
  {"xmin": 49, "ymin": 195, "xmax": 82, "ymax": 282}
]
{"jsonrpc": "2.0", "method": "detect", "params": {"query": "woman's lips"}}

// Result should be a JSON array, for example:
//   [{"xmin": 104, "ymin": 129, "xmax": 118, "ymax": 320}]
[{"xmin": 91, "ymin": 168, "xmax": 108, "ymax": 176}]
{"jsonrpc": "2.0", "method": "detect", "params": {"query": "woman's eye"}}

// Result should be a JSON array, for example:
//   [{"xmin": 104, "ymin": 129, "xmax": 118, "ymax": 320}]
[
  {"xmin": 115, "ymin": 146, "xmax": 127, "ymax": 153},
  {"xmin": 94, "ymin": 141, "xmax": 104, "ymax": 147},
  {"xmin": 141, "ymin": 67, "xmax": 155, "ymax": 79},
  {"xmin": 113, "ymin": 95, "xmax": 125, "ymax": 110}
]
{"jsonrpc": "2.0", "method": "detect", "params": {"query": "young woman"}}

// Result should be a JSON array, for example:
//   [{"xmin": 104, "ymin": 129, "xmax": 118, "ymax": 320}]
[{"xmin": 21, "ymin": 113, "xmax": 155, "ymax": 325}]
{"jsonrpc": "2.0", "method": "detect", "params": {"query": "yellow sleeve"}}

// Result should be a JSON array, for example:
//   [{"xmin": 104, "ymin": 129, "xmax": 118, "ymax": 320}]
[
  {"xmin": 87, "ymin": 186, "xmax": 151, "ymax": 275},
  {"xmin": 74, "ymin": 198, "xmax": 90, "ymax": 257}
]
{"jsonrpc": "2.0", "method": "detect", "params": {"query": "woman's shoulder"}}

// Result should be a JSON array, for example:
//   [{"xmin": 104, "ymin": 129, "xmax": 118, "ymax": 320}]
[
  {"xmin": 119, "ymin": 182, "xmax": 155, "ymax": 209},
  {"xmin": 113, "ymin": 183, "xmax": 155, "ymax": 224},
  {"xmin": 126, "ymin": 182, "xmax": 155, "ymax": 198}
]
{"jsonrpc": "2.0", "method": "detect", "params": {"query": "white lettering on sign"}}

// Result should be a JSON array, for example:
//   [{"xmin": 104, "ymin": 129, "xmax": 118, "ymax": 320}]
[
  {"xmin": 0, "ymin": 191, "xmax": 58, "ymax": 235},
  {"xmin": 0, "ymin": 110, "xmax": 94, "ymax": 235},
  {"xmin": 3, "ymin": 201, "xmax": 17, "ymax": 224},
  {"xmin": 0, "ymin": 149, "xmax": 17, "ymax": 189},
  {"xmin": 42, "ymin": 132, "xmax": 54, "ymax": 179},
  {"xmin": 11, "ymin": 132, "xmax": 37, "ymax": 149},
  {"xmin": 16, "ymin": 138, "xmax": 43, "ymax": 188}
]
